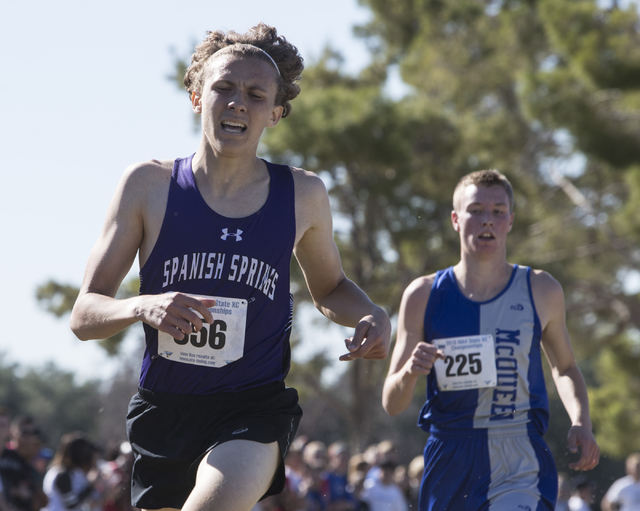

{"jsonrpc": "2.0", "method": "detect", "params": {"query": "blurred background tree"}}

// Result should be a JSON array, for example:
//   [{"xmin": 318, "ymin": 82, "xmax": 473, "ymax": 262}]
[{"xmin": 0, "ymin": 355, "xmax": 103, "ymax": 449}]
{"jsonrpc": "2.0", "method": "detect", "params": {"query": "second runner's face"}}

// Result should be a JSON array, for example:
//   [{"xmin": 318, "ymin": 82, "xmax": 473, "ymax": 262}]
[
  {"xmin": 192, "ymin": 53, "xmax": 283, "ymax": 156},
  {"xmin": 452, "ymin": 184, "xmax": 514, "ymax": 259}
]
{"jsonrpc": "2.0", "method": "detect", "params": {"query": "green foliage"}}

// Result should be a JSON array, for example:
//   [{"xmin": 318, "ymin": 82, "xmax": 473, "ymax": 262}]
[
  {"xmin": 519, "ymin": 1, "xmax": 640, "ymax": 169},
  {"xmin": 36, "ymin": 280, "xmax": 79, "ymax": 318},
  {"xmin": 0, "ymin": 354, "xmax": 102, "ymax": 450},
  {"xmin": 590, "ymin": 336, "xmax": 640, "ymax": 458},
  {"xmin": 265, "ymin": 53, "xmax": 464, "ymax": 312},
  {"xmin": 18, "ymin": 364, "xmax": 103, "ymax": 448},
  {"xmin": 0, "ymin": 359, "xmax": 25, "ymax": 414},
  {"xmin": 539, "ymin": 0, "xmax": 640, "ymax": 89},
  {"xmin": 353, "ymin": 0, "xmax": 640, "ymax": 460}
]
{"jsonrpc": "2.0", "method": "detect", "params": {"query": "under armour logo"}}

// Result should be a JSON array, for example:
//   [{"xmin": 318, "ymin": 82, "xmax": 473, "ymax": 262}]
[
  {"xmin": 221, "ymin": 228, "xmax": 243, "ymax": 241},
  {"xmin": 510, "ymin": 303, "xmax": 524, "ymax": 311}
]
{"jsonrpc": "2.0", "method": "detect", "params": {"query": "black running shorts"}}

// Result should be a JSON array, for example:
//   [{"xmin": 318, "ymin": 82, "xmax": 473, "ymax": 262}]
[{"xmin": 126, "ymin": 381, "xmax": 302, "ymax": 509}]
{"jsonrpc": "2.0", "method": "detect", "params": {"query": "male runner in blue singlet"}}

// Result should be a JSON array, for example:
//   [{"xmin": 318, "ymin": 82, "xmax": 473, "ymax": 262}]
[
  {"xmin": 70, "ymin": 24, "xmax": 390, "ymax": 511},
  {"xmin": 382, "ymin": 170, "xmax": 599, "ymax": 511}
]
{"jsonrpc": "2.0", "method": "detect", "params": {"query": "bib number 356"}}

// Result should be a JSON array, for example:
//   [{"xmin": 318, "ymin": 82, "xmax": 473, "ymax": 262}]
[
  {"xmin": 157, "ymin": 295, "xmax": 247, "ymax": 368},
  {"xmin": 174, "ymin": 320, "xmax": 227, "ymax": 350}
]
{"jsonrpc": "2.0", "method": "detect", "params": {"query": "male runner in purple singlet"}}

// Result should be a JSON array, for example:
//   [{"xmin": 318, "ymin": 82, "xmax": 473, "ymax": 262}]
[{"xmin": 71, "ymin": 23, "xmax": 390, "ymax": 511}]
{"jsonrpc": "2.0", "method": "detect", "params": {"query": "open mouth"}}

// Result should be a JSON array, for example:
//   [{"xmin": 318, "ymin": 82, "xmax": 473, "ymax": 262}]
[
  {"xmin": 478, "ymin": 233, "xmax": 495, "ymax": 240},
  {"xmin": 221, "ymin": 120, "xmax": 247, "ymax": 134}
]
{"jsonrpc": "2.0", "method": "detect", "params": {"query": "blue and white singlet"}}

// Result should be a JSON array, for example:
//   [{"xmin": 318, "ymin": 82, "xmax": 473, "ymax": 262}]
[
  {"xmin": 418, "ymin": 265, "xmax": 557, "ymax": 511},
  {"xmin": 420, "ymin": 264, "xmax": 549, "ymax": 434},
  {"xmin": 137, "ymin": 155, "xmax": 295, "ymax": 395}
]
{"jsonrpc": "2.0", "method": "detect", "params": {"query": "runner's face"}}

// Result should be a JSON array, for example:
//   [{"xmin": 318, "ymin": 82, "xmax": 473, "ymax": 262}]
[
  {"xmin": 452, "ymin": 184, "xmax": 514, "ymax": 258},
  {"xmin": 192, "ymin": 53, "xmax": 283, "ymax": 155}
]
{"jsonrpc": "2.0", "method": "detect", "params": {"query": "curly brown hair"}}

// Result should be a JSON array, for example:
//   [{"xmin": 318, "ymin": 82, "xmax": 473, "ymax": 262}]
[{"xmin": 184, "ymin": 23, "xmax": 304, "ymax": 118}]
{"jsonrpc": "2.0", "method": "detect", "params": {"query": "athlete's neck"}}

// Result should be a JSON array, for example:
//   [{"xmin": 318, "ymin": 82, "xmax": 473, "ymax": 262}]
[
  {"xmin": 453, "ymin": 260, "xmax": 514, "ymax": 302},
  {"xmin": 192, "ymin": 144, "xmax": 266, "ymax": 197}
]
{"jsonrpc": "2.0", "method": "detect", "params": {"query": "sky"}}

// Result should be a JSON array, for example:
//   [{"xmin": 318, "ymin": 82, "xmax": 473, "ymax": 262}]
[{"xmin": 0, "ymin": 0, "xmax": 379, "ymax": 383}]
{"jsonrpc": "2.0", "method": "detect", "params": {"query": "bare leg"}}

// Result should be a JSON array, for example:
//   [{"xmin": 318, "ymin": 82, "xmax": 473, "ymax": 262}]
[{"xmin": 182, "ymin": 440, "xmax": 280, "ymax": 511}]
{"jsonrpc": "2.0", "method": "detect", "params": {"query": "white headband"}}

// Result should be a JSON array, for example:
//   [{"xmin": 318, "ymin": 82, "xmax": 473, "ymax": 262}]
[{"xmin": 243, "ymin": 44, "xmax": 281, "ymax": 76}]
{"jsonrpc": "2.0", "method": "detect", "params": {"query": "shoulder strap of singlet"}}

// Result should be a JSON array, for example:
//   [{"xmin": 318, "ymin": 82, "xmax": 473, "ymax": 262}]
[
  {"xmin": 166, "ymin": 156, "xmax": 294, "ymax": 218},
  {"xmin": 423, "ymin": 267, "xmax": 452, "ymax": 342},
  {"xmin": 171, "ymin": 156, "xmax": 291, "ymax": 193},
  {"xmin": 263, "ymin": 160, "xmax": 295, "ymax": 211},
  {"xmin": 263, "ymin": 159, "xmax": 293, "ymax": 185},
  {"xmin": 173, "ymin": 154, "xmax": 195, "ymax": 189}
]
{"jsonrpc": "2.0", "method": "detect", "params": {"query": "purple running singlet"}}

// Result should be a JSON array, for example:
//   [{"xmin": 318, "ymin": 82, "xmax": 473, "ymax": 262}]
[{"xmin": 138, "ymin": 155, "xmax": 295, "ymax": 395}]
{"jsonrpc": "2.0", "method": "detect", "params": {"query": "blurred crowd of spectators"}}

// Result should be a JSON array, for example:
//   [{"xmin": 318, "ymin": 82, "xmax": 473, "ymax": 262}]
[
  {"xmin": 254, "ymin": 436, "xmax": 423, "ymax": 511},
  {"xmin": 0, "ymin": 407, "xmax": 135, "ymax": 511},
  {"xmin": 0, "ymin": 405, "xmax": 420, "ymax": 511},
  {"xmin": 2, "ymin": 405, "xmax": 638, "ymax": 511}
]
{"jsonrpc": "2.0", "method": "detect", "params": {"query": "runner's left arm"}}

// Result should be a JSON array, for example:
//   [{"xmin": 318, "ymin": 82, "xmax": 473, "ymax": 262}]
[
  {"xmin": 293, "ymin": 170, "xmax": 390, "ymax": 361},
  {"xmin": 534, "ymin": 270, "xmax": 599, "ymax": 471}
]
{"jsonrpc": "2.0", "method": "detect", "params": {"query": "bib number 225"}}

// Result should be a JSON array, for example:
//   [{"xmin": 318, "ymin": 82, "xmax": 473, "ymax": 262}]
[{"xmin": 444, "ymin": 352, "xmax": 482, "ymax": 377}]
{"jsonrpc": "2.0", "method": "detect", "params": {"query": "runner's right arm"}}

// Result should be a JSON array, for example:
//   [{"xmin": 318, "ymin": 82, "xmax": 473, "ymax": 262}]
[
  {"xmin": 382, "ymin": 276, "xmax": 444, "ymax": 416},
  {"xmin": 70, "ymin": 162, "xmax": 214, "ymax": 342}
]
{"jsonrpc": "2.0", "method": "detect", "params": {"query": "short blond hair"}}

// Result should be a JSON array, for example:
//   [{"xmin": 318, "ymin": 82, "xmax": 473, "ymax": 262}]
[{"xmin": 453, "ymin": 169, "xmax": 514, "ymax": 213}]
